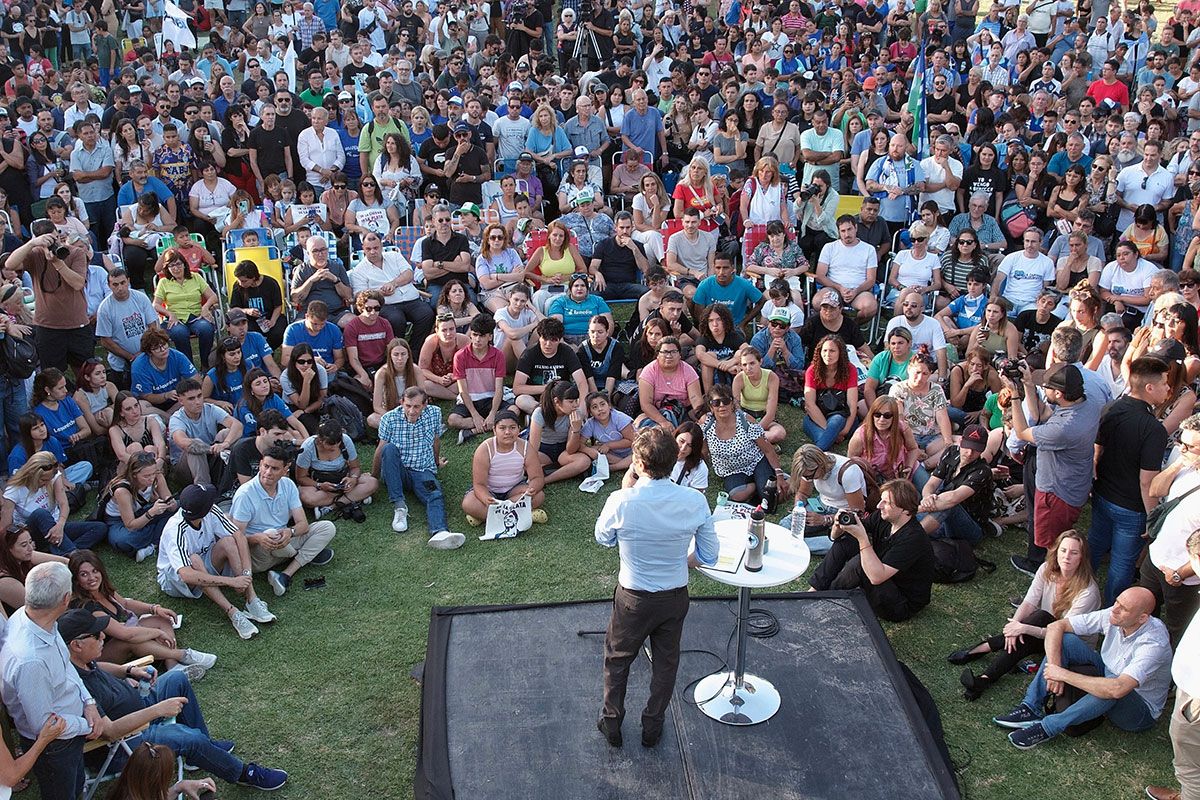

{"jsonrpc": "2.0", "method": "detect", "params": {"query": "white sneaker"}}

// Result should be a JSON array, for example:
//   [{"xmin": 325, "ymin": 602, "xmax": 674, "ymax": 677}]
[
  {"xmin": 361, "ymin": 496, "xmax": 372, "ymax": 506},
  {"xmin": 135, "ymin": 544, "xmax": 156, "ymax": 563},
  {"xmin": 427, "ymin": 530, "xmax": 466, "ymax": 550},
  {"xmin": 168, "ymin": 662, "xmax": 208, "ymax": 682},
  {"xmin": 245, "ymin": 598, "xmax": 277, "ymax": 624},
  {"xmin": 181, "ymin": 648, "xmax": 217, "ymax": 669},
  {"xmin": 392, "ymin": 506, "xmax": 409, "ymax": 533},
  {"xmin": 314, "ymin": 505, "xmax": 331, "ymax": 520},
  {"xmin": 229, "ymin": 609, "xmax": 259, "ymax": 640}
]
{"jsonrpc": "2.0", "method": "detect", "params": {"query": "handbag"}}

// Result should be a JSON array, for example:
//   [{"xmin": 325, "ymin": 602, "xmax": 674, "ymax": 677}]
[
  {"xmin": 481, "ymin": 496, "xmax": 533, "ymax": 540},
  {"xmin": 0, "ymin": 332, "xmax": 37, "ymax": 379},
  {"xmin": 1000, "ymin": 202, "xmax": 1035, "ymax": 238},
  {"xmin": 1145, "ymin": 481, "xmax": 1200, "ymax": 542}
]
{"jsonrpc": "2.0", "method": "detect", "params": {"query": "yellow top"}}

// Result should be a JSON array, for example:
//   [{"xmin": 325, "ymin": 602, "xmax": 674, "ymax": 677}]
[
  {"xmin": 154, "ymin": 273, "xmax": 208, "ymax": 318},
  {"xmin": 739, "ymin": 368, "xmax": 772, "ymax": 413}
]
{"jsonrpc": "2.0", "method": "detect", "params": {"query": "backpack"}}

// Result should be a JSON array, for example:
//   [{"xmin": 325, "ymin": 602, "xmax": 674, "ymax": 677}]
[
  {"xmin": 0, "ymin": 333, "xmax": 37, "ymax": 379},
  {"xmin": 930, "ymin": 538, "xmax": 996, "ymax": 583},
  {"xmin": 837, "ymin": 457, "xmax": 881, "ymax": 513},
  {"xmin": 320, "ymin": 395, "xmax": 365, "ymax": 442}
]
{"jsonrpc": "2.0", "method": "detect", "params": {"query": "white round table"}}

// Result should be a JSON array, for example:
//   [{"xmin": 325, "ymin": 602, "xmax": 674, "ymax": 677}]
[{"xmin": 692, "ymin": 518, "xmax": 810, "ymax": 726}]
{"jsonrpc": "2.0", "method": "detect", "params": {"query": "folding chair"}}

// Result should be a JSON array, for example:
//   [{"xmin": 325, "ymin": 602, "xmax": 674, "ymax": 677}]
[
  {"xmin": 493, "ymin": 158, "xmax": 519, "ymax": 180},
  {"xmin": 82, "ymin": 657, "xmax": 183, "ymax": 800}
]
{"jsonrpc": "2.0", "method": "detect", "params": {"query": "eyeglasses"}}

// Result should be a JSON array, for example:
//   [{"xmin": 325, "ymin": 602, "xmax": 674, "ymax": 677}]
[
  {"xmin": 658, "ymin": 349, "xmax": 680, "ymax": 356},
  {"xmin": 363, "ymin": 304, "xmax": 381, "ymax": 312},
  {"xmin": 769, "ymin": 320, "xmax": 789, "ymax": 327},
  {"xmin": 873, "ymin": 411, "xmax": 894, "ymax": 420},
  {"xmin": 708, "ymin": 397, "xmax": 730, "ymax": 406},
  {"xmin": 488, "ymin": 234, "xmax": 505, "ymax": 240},
  {"xmin": 295, "ymin": 357, "xmax": 314, "ymax": 364}
]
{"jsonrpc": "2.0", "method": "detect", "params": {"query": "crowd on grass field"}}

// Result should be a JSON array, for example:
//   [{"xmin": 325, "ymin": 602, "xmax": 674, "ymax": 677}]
[{"xmin": 2, "ymin": 0, "xmax": 1200, "ymax": 794}]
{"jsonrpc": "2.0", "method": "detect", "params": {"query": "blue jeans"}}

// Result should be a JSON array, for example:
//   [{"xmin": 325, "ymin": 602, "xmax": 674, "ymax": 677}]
[
  {"xmin": 125, "ymin": 670, "xmax": 244, "ymax": 783},
  {"xmin": 380, "ymin": 443, "xmax": 448, "ymax": 533},
  {"xmin": 26, "ymin": 508, "xmax": 107, "ymax": 556},
  {"xmin": 803, "ymin": 413, "xmax": 847, "ymax": 451},
  {"xmin": 1087, "ymin": 494, "xmax": 1147, "ymax": 606},
  {"xmin": 0, "ymin": 375, "xmax": 28, "ymax": 462},
  {"xmin": 1022, "ymin": 633, "xmax": 1158, "ymax": 738},
  {"xmin": 779, "ymin": 498, "xmax": 838, "ymax": 555},
  {"xmin": 107, "ymin": 513, "xmax": 169, "ymax": 555},
  {"xmin": 64, "ymin": 461, "xmax": 92, "ymax": 486},
  {"xmin": 921, "ymin": 503, "xmax": 983, "ymax": 546},
  {"xmin": 167, "ymin": 315, "xmax": 216, "ymax": 369}
]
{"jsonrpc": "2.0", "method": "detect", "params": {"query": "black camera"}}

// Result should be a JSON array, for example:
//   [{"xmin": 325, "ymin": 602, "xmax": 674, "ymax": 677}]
[
  {"xmin": 53, "ymin": 244, "xmax": 70, "ymax": 260},
  {"xmin": 991, "ymin": 352, "xmax": 1024, "ymax": 382},
  {"xmin": 835, "ymin": 510, "xmax": 857, "ymax": 527},
  {"xmin": 798, "ymin": 183, "xmax": 819, "ymax": 201}
]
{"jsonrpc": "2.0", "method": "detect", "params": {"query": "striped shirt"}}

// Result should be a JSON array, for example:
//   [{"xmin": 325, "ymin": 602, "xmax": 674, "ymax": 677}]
[
  {"xmin": 378, "ymin": 405, "xmax": 441, "ymax": 473},
  {"xmin": 156, "ymin": 506, "xmax": 238, "ymax": 585}
]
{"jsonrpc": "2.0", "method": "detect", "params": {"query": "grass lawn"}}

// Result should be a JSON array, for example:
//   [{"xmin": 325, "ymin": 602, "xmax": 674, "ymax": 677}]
[{"xmin": 95, "ymin": 395, "xmax": 1177, "ymax": 800}]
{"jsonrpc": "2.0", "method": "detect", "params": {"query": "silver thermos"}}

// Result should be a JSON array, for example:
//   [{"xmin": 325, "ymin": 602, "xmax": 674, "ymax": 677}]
[{"xmin": 746, "ymin": 508, "xmax": 765, "ymax": 572}]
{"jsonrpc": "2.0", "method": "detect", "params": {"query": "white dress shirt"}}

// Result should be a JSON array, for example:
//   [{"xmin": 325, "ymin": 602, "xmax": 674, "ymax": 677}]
[{"xmin": 297, "ymin": 125, "xmax": 346, "ymax": 189}]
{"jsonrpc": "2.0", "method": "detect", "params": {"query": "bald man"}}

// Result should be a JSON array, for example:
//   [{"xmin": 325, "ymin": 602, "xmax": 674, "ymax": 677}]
[{"xmin": 994, "ymin": 586, "xmax": 1173, "ymax": 749}]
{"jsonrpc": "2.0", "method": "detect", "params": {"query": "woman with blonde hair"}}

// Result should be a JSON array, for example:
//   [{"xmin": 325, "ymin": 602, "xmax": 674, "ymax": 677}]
[
  {"xmin": 370, "ymin": 338, "xmax": 420, "ymax": 430},
  {"xmin": 672, "ymin": 156, "xmax": 719, "ymax": 229},
  {"xmin": 476, "ymin": 223, "xmax": 529, "ymax": 311},
  {"xmin": 740, "ymin": 156, "xmax": 789, "ymax": 260},
  {"xmin": 0, "ymin": 452, "xmax": 107, "ymax": 555},
  {"xmin": 950, "ymin": 530, "xmax": 1100, "ymax": 700},
  {"xmin": 524, "ymin": 105, "xmax": 572, "ymax": 194},
  {"xmin": 631, "ymin": 172, "xmax": 670, "ymax": 262},
  {"xmin": 848, "ymin": 395, "xmax": 919, "ymax": 481}
]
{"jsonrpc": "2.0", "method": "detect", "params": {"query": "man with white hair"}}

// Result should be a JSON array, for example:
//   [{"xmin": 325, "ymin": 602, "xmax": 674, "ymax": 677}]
[
  {"xmin": 296, "ymin": 2, "xmax": 327, "ymax": 49},
  {"xmin": 297, "ymin": 107, "xmax": 345, "ymax": 190},
  {"xmin": 0, "ymin": 562, "xmax": 101, "ymax": 800}
]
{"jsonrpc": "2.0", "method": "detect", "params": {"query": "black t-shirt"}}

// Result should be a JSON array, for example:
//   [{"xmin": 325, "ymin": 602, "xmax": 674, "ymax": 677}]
[
  {"xmin": 962, "ymin": 164, "xmax": 1008, "ymax": 200},
  {"xmin": 579, "ymin": 338, "xmax": 626, "ymax": 385},
  {"xmin": 633, "ymin": 307, "xmax": 697, "ymax": 343},
  {"xmin": 698, "ymin": 330, "xmax": 746, "ymax": 364},
  {"xmin": 418, "ymin": 137, "xmax": 454, "ymax": 195},
  {"xmin": 1094, "ymin": 396, "xmax": 1168, "ymax": 511},
  {"xmin": 799, "ymin": 314, "xmax": 865, "ymax": 356},
  {"xmin": 447, "ymin": 145, "xmax": 488, "ymax": 205},
  {"xmin": 592, "ymin": 236, "xmax": 645, "ymax": 284},
  {"xmin": 342, "ymin": 62, "xmax": 374, "ymax": 86},
  {"xmin": 926, "ymin": 92, "xmax": 956, "ymax": 122},
  {"xmin": 516, "ymin": 342, "xmax": 583, "ymax": 385},
  {"xmin": 505, "ymin": 8, "xmax": 545, "ymax": 59},
  {"xmin": 77, "ymin": 662, "xmax": 143, "ymax": 721},
  {"xmin": 865, "ymin": 512, "xmax": 935, "ymax": 611},
  {"xmin": 1015, "ymin": 309, "xmax": 1061, "ymax": 354},
  {"xmin": 248, "ymin": 124, "xmax": 292, "ymax": 176},
  {"xmin": 229, "ymin": 276, "xmax": 283, "ymax": 331},
  {"xmin": 856, "ymin": 217, "xmax": 889, "ymax": 252},
  {"xmin": 421, "ymin": 232, "xmax": 471, "ymax": 288},
  {"xmin": 930, "ymin": 445, "xmax": 994, "ymax": 523}
]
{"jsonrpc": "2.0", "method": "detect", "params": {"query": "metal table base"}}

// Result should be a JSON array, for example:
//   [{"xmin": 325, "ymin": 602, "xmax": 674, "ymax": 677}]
[{"xmin": 693, "ymin": 585, "xmax": 780, "ymax": 725}]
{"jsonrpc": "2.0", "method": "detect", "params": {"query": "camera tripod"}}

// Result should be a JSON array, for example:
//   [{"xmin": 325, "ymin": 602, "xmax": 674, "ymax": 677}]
[{"xmin": 571, "ymin": 18, "xmax": 606, "ymax": 70}]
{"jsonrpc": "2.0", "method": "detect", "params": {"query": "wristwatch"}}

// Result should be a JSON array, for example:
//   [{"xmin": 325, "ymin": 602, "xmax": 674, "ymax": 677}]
[{"xmin": 1172, "ymin": 570, "xmax": 1183, "ymax": 585}]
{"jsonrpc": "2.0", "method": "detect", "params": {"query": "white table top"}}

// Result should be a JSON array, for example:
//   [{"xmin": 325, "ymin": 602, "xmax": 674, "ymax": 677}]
[{"xmin": 696, "ymin": 519, "xmax": 811, "ymax": 589}]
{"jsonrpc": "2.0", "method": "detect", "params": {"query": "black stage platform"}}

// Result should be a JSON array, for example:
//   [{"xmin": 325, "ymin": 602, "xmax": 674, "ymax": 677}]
[{"xmin": 415, "ymin": 592, "xmax": 960, "ymax": 800}]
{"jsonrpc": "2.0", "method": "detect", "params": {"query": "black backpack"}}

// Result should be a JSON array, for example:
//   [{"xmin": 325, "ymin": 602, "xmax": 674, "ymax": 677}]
[
  {"xmin": 930, "ymin": 538, "xmax": 996, "ymax": 584},
  {"xmin": 0, "ymin": 333, "xmax": 37, "ymax": 379}
]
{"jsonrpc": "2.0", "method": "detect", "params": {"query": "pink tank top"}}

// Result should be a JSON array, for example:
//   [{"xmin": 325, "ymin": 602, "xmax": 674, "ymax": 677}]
[{"xmin": 487, "ymin": 438, "xmax": 527, "ymax": 495}]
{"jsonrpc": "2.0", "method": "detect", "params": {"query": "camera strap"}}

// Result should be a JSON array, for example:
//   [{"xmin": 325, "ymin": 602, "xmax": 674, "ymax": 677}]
[{"xmin": 765, "ymin": 122, "xmax": 788, "ymax": 158}]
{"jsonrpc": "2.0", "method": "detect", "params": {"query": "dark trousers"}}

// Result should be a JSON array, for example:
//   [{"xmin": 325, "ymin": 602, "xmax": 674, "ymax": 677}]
[
  {"xmin": 810, "ymin": 533, "xmax": 919, "ymax": 621},
  {"xmin": 978, "ymin": 608, "xmax": 1057, "ymax": 678},
  {"xmin": 381, "ymin": 299, "xmax": 435, "ymax": 349},
  {"xmin": 33, "ymin": 324, "xmax": 96, "ymax": 376},
  {"xmin": 85, "ymin": 198, "xmax": 117, "ymax": 251},
  {"xmin": 1137, "ymin": 556, "xmax": 1200, "ymax": 649},
  {"xmin": 598, "ymin": 282, "xmax": 648, "ymax": 302},
  {"xmin": 22, "ymin": 734, "xmax": 84, "ymax": 800},
  {"xmin": 1022, "ymin": 446, "xmax": 1046, "ymax": 563},
  {"xmin": 601, "ymin": 584, "xmax": 689, "ymax": 737}
]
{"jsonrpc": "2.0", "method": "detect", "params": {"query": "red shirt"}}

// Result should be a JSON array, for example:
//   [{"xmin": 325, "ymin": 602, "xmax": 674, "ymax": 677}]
[
  {"xmin": 343, "ymin": 316, "xmax": 395, "ymax": 369},
  {"xmin": 452, "ymin": 344, "xmax": 506, "ymax": 400},
  {"xmin": 1087, "ymin": 78, "xmax": 1130, "ymax": 110}
]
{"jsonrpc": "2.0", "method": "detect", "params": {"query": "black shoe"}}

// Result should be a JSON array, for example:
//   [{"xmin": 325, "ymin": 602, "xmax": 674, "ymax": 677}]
[
  {"xmin": 310, "ymin": 547, "xmax": 335, "ymax": 567},
  {"xmin": 1010, "ymin": 554, "xmax": 1040, "ymax": 578},
  {"xmin": 993, "ymin": 703, "xmax": 1041, "ymax": 729},
  {"xmin": 947, "ymin": 646, "xmax": 986, "ymax": 665},
  {"xmin": 348, "ymin": 503, "xmax": 367, "ymax": 523},
  {"xmin": 1010, "ymin": 595, "xmax": 1023, "ymax": 609},
  {"xmin": 960, "ymin": 668, "xmax": 992, "ymax": 701},
  {"xmin": 597, "ymin": 718, "xmax": 621, "ymax": 747},
  {"xmin": 641, "ymin": 728, "xmax": 662, "ymax": 748}
]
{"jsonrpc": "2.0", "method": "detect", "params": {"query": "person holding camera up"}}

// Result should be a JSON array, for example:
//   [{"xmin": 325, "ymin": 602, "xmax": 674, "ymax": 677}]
[
  {"xmin": 796, "ymin": 170, "xmax": 839, "ymax": 260},
  {"xmin": 807, "ymin": 479, "xmax": 935, "ymax": 623}
]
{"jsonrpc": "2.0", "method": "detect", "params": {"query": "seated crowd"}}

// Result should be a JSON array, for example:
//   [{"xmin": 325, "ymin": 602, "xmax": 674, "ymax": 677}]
[{"xmin": 1, "ymin": 0, "xmax": 1200, "ymax": 796}]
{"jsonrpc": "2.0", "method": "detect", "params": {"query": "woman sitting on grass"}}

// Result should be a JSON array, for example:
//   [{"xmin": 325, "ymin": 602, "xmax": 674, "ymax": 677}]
[
  {"xmin": 69, "ymin": 549, "xmax": 216, "ymax": 675},
  {"xmin": 0, "ymin": 527, "xmax": 65, "ymax": 615},
  {"xmin": 949, "ymin": 530, "xmax": 1100, "ymax": 700},
  {"xmin": 528, "ymin": 381, "xmax": 594, "ymax": 484},
  {"xmin": 463, "ymin": 411, "xmax": 549, "ymax": 526},
  {"xmin": 731, "ymin": 345, "xmax": 786, "ymax": 446},
  {"xmin": 295, "ymin": 418, "xmax": 379, "ymax": 522},
  {"xmin": 371, "ymin": 338, "xmax": 420, "ymax": 430},
  {"xmin": 575, "ymin": 391, "xmax": 636, "ymax": 472}
]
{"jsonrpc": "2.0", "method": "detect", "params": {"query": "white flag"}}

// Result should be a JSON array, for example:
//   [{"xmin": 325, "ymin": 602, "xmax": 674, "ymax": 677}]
[
  {"xmin": 160, "ymin": 1, "xmax": 197, "ymax": 52},
  {"xmin": 282, "ymin": 39, "xmax": 297, "ymax": 93}
]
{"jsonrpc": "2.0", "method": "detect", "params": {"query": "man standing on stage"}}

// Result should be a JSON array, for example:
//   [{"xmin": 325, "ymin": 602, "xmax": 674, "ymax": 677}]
[{"xmin": 595, "ymin": 427, "xmax": 719, "ymax": 748}]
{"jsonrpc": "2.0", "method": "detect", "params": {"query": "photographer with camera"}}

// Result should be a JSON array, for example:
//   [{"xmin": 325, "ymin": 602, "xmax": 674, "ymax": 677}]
[
  {"xmin": 808, "ymin": 478, "xmax": 935, "ymax": 623},
  {"xmin": 8, "ymin": 219, "xmax": 92, "ymax": 376},
  {"xmin": 796, "ymin": 170, "xmax": 838, "ymax": 261},
  {"xmin": 505, "ymin": 0, "xmax": 546, "ymax": 62}
]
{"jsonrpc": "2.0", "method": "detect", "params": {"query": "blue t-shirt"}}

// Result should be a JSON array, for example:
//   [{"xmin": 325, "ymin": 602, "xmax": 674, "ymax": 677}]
[
  {"xmin": 547, "ymin": 294, "xmax": 611, "ymax": 337},
  {"xmin": 34, "ymin": 398, "xmax": 84, "ymax": 447},
  {"xmin": 116, "ymin": 176, "xmax": 175, "ymax": 207},
  {"xmin": 131, "ymin": 350, "xmax": 198, "ymax": 397},
  {"xmin": 7, "ymin": 439, "xmax": 67, "ymax": 475},
  {"xmin": 946, "ymin": 293, "xmax": 987, "ymax": 330},
  {"xmin": 234, "ymin": 393, "xmax": 292, "ymax": 437},
  {"xmin": 206, "ymin": 367, "xmax": 246, "ymax": 406},
  {"xmin": 240, "ymin": 331, "xmax": 274, "ymax": 373},
  {"xmin": 283, "ymin": 321, "xmax": 344, "ymax": 365},
  {"xmin": 692, "ymin": 276, "xmax": 763, "ymax": 325}
]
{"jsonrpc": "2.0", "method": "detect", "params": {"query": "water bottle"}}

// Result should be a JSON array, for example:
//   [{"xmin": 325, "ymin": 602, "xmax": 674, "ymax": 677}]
[
  {"xmin": 138, "ymin": 665, "xmax": 156, "ymax": 698},
  {"xmin": 790, "ymin": 501, "xmax": 807, "ymax": 539},
  {"xmin": 762, "ymin": 477, "xmax": 778, "ymax": 515},
  {"xmin": 746, "ymin": 508, "xmax": 765, "ymax": 572}
]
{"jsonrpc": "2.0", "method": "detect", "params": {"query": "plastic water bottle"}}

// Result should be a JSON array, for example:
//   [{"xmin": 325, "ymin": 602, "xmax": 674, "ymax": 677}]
[
  {"xmin": 790, "ymin": 502, "xmax": 806, "ymax": 539},
  {"xmin": 746, "ymin": 508, "xmax": 765, "ymax": 572},
  {"xmin": 138, "ymin": 666, "xmax": 156, "ymax": 698}
]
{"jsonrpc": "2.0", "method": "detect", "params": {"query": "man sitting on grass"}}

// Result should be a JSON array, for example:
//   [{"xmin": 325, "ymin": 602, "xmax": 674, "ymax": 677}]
[
  {"xmin": 993, "ymin": 586, "xmax": 1172, "ymax": 749},
  {"xmin": 230, "ymin": 444, "xmax": 337, "ymax": 597},
  {"xmin": 378, "ymin": 386, "xmax": 465, "ymax": 549},
  {"xmin": 157, "ymin": 483, "xmax": 277, "ymax": 640}
]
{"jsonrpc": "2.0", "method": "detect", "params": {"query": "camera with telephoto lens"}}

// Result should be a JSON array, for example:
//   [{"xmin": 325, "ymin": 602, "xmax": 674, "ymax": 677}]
[
  {"xmin": 505, "ymin": 0, "xmax": 528, "ymax": 23},
  {"xmin": 991, "ymin": 352, "xmax": 1024, "ymax": 382},
  {"xmin": 798, "ymin": 183, "xmax": 819, "ymax": 201},
  {"xmin": 835, "ymin": 510, "xmax": 857, "ymax": 527}
]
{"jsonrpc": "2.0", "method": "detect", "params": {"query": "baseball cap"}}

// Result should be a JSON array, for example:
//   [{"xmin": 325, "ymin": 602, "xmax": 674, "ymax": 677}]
[
  {"xmin": 573, "ymin": 145, "xmax": 590, "ymax": 158},
  {"xmin": 862, "ymin": 76, "xmax": 878, "ymax": 90},
  {"xmin": 448, "ymin": 94, "xmax": 464, "ymax": 106},
  {"xmin": 452, "ymin": 121, "xmax": 471, "ymax": 134},
  {"xmin": 960, "ymin": 424, "xmax": 988, "ymax": 452},
  {"xmin": 337, "ymin": 91, "xmax": 352, "ymax": 101},
  {"xmin": 1147, "ymin": 338, "xmax": 1186, "ymax": 363},
  {"xmin": 179, "ymin": 483, "xmax": 219, "ymax": 522},
  {"xmin": 817, "ymin": 288, "xmax": 841, "ymax": 307},
  {"xmin": 459, "ymin": 202, "xmax": 481, "ymax": 217},
  {"xmin": 507, "ymin": 81, "xmax": 524, "ymax": 93},
  {"xmin": 768, "ymin": 308, "xmax": 791, "ymax": 324},
  {"xmin": 573, "ymin": 187, "xmax": 595, "ymax": 206},
  {"xmin": 518, "ymin": 151, "xmax": 534, "ymax": 161},
  {"xmin": 226, "ymin": 308, "xmax": 248, "ymax": 324},
  {"xmin": 1040, "ymin": 363, "xmax": 1085, "ymax": 401},
  {"xmin": 58, "ymin": 609, "xmax": 108, "ymax": 643}
]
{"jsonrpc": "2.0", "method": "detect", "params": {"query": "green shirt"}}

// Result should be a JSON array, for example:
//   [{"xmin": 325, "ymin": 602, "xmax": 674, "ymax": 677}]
[
  {"xmin": 866, "ymin": 350, "xmax": 911, "ymax": 386},
  {"xmin": 299, "ymin": 87, "xmax": 331, "ymax": 108},
  {"xmin": 357, "ymin": 116, "xmax": 407, "ymax": 170},
  {"xmin": 95, "ymin": 34, "xmax": 119, "ymax": 69}
]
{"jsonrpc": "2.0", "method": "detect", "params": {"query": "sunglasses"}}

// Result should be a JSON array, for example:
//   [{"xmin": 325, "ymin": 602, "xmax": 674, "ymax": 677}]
[
  {"xmin": 912, "ymin": 236, "xmax": 927, "ymax": 243},
  {"xmin": 333, "ymin": 183, "xmax": 347, "ymax": 189},
  {"xmin": 436, "ymin": 312, "xmax": 455, "ymax": 322},
  {"xmin": 295, "ymin": 357, "xmax": 314, "ymax": 364},
  {"xmin": 873, "ymin": 411, "xmax": 894, "ymax": 420},
  {"xmin": 708, "ymin": 397, "xmax": 730, "ymax": 406},
  {"xmin": 363, "ymin": 304, "xmax": 382, "ymax": 312},
  {"xmin": 957, "ymin": 239, "xmax": 976, "ymax": 245},
  {"xmin": 1183, "ymin": 281, "xmax": 1197, "ymax": 288}
]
